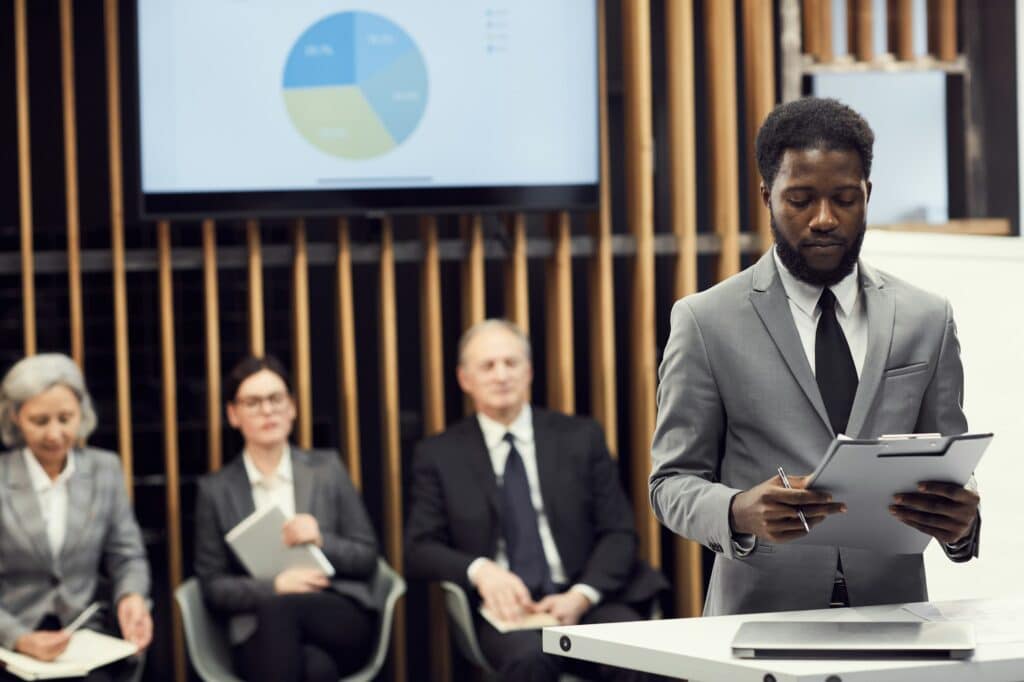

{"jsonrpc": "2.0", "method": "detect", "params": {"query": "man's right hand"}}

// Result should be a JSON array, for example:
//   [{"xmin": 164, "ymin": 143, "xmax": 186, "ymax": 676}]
[
  {"xmin": 470, "ymin": 559, "xmax": 534, "ymax": 623},
  {"xmin": 14, "ymin": 630, "xmax": 71, "ymax": 661},
  {"xmin": 273, "ymin": 567, "xmax": 330, "ymax": 594},
  {"xmin": 730, "ymin": 474, "xmax": 846, "ymax": 542}
]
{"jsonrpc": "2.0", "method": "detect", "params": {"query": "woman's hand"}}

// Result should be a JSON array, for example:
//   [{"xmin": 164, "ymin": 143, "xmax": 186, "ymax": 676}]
[
  {"xmin": 282, "ymin": 514, "xmax": 323, "ymax": 547},
  {"xmin": 117, "ymin": 593, "xmax": 153, "ymax": 650},
  {"xmin": 274, "ymin": 567, "xmax": 330, "ymax": 594},
  {"xmin": 14, "ymin": 630, "xmax": 71, "ymax": 661}
]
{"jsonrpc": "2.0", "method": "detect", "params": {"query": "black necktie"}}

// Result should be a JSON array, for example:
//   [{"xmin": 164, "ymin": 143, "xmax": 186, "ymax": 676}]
[
  {"xmin": 500, "ymin": 432, "xmax": 553, "ymax": 597},
  {"xmin": 815, "ymin": 288, "xmax": 858, "ymax": 435}
]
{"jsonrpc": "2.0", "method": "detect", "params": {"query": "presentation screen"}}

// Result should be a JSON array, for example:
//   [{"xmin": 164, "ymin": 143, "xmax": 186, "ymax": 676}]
[{"xmin": 135, "ymin": 0, "xmax": 600, "ymax": 218}]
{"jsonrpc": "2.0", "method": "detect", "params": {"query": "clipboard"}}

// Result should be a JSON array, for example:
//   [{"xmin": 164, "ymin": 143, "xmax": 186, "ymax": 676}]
[{"xmin": 791, "ymin": 432, "xmax": 992, "ymax": 553}]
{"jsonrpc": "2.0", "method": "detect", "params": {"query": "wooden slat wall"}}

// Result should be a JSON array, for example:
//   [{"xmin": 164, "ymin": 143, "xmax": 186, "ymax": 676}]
[
  {"xmin": 202, "ymin": 220, "xmax": 223, "ymax": 472},
  {"xmin": 336, "ymin": 218, "xmax": 362, "ymax": 488},
  {"xmin": 742, "ymin": 0, "xmax": 776, "ymax": 250},
  {"xmin": 802, "ymin": 0, "xmax": 822, "ymax": 59},
  {"xmin": 888, "ymin": 0, "xmax": 915, "ymax": 61},
  {"xmin": 14, "ymin": 0, "xmax": 35, "ymax": 357},
  {"xmin": 461, "ymin": 214, "xmax": 486, "ymax": 329},
  {"xmin": 590, "ymin": 0, "xmax": 617, "ymax": 452},
  {"xmin": 848, "ymin": 0, "xmax": 875, "ymax": 62},
  {"xmin": 60, "ymin": 0, "xmax": 84, "ymax": 367},
  {"xmin": 665, "ymin": 0, "xmax": 703, "ymax": 619},
  {"xmin": 621, "ymin": 0, "xmax": 660, "ymax": 568},
  {"xmin": 378, "ymin": 219, "xmax": 406, "ymax": 682},
  {"xmin": 291, "ymin": 219, "xmax": 313, "ymax": 450},
  {"xmin": 246, "ymin": 220, "xmax": 265, "ymax": 356},
  {"xmin": 928, "ymin": 0, "xmax": 957, "ymax": 61},
  {"xmin": 545, "ymin": 212, "xmax": 575, "ymax": 414},
  {"xmin": 504, "ymin": 213, "xmax": 530, "ymax": 333}
]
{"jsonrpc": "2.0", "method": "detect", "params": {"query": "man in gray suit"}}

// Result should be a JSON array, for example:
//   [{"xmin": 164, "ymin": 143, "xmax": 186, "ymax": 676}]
[{"xmin": 650, "ymin": 98, "xmax": 981, "ymax": 616}]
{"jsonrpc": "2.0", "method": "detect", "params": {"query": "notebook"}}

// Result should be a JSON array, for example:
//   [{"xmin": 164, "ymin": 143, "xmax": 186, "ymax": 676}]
[
  {"xmin": 731, "ymin": 621, "xmax": 975, "ymax": 660},
  {"xmin": 0, "ymin": 630, "xmax": 138, "ymax": 680},
  {"xmin": 225, "ymin": 504, "xmax": 335, "ymax": 579},
  {"xmin": 479, "ymin": 607, "xmax": 559, "ymax": 633}
]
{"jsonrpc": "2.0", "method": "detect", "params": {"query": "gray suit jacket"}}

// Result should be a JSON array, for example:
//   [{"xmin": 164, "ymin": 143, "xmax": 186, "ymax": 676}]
[
  {"xmin": 0, "ymin": 448, "xmax": 150, "ymax": 649},
  {"xmin": 194, "ymin": 448, "xmax": 384, "ymax": 645},
  {"xmin": 650, "ymin": 251, "xmax": 976, "ymax": 616}
]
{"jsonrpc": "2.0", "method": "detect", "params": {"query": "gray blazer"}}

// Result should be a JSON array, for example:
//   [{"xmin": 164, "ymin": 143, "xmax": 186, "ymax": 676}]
[
  {"xmin": 0, "ymin": 448, "xmax": 150, "ymax": 649},
  {"xmin": 194, "ymin": 448, "xmax": 384, "ymax": 645},
  {"xmin": 650, "ymin": 251, "xmax": 976, "ymax": 616}
]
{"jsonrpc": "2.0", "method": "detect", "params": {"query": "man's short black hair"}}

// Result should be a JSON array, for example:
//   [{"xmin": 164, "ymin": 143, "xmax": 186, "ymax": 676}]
[{"xmin": 755, "ymin": 97, "xmax": 875, "ymax": 189}]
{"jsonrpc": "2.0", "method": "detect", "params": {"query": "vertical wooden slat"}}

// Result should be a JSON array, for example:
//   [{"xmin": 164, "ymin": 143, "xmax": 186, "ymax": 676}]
[
  {"xmin": 706, "ymin": 0, "xmax": 742, "ymax": 282},
  {"xmin": 742, "ymin": 0, "xmax": 776, "ymax": 251},
  {"xmin": 928, "ymin": 0, "xmax": 957, "ymax": 61},
  {"xmin": 157, "ymin": 220, "xmax": 185, "ymax": 682},
  {"xmin": 802, "ymin": 0, "xmax": 822, "ymax": 58},
  {"xmin": 60, "ymin": 0, "xmax": 84, "ymax": 366},
  {"xmin": 504, "ymin": 213, "xmax": 530, "ymax": 333},
  {"xmin": 15, "ymin": 0, "xmax": 35, "ymax": 356},
  {"xmin": 666, "ymin": 0, "xmax": 704, "ymax": 619},
  {"xmin": 336, "ymin": 218, "xmax": 362, "ymax": 489},
  {"xmin": 246, "ymin": 220, "xmax": 265, "ymax": 357},
  {"xmin": 292, "ymin": 219, "xmax": 313, "ymax": 450},
  {"xmin": 419, "ymin": 216, "xmax": 451, "ymax": 682},
  {"xmin": 461, "ymin": 214, "xmax": 486, "ymax": 415},
  {"xmin": 817, "ymin": 0, "xmax": 833, "ymax": 62},
  {"xmin": 888, "ymin": 0, "xmax": 914, "ymax": 61},
  {"xmin": 545, "ymin": 212, "xmax": 575, "ymax": 415},
  {"xmin": 847, "ymin": 0, "xmax": 875, "ymax": 62},
  {"xmin": 621, "ymin": 0, "xmax": 660, "ymax": 568},
  {"xmin": 378, "ymin": 219, "xmax": 406, "ymax": 682},
  {"xmin": 590, "ymin": 0, "xmax": 618, "ymax": 453},
  {"xmin": 202, "ymin": 220, "xmax": 222, "ymax": 473},
  {"xmin": 105, "ymin": 0, "xmax": 134, "ymax": 494}
]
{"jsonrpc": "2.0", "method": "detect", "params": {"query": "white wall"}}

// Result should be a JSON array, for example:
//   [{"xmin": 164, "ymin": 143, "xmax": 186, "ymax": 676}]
[{"xmin": 862, "ymin": 230, "xmax": 1024, "ymax": 601}]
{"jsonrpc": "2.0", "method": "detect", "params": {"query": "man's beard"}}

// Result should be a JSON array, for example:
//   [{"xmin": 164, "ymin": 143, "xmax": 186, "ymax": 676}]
[{"xmin": 770, "ymin": 213, "xmax": 866, "ymax": 287}]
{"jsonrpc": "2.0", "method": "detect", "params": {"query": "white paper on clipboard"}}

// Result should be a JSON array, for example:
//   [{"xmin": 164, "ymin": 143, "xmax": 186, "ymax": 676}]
[{"xmin": 791, "ymin": 432, "xmax": 992, "ymax": 554}]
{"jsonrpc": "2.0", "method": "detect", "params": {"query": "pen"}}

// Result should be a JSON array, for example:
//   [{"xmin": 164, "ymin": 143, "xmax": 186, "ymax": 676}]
[
  {"xmin": 777, "ymin": 466, "xmax": 811, "ymax": 533},
  {"xmin": 64, "ymin": 602, "xmax": 101, "ymax": 633}
]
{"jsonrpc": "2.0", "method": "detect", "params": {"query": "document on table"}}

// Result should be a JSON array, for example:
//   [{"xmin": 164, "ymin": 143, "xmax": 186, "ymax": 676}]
[
  {"xmin": 903, "ymin": 599, "xmax": 1024, "ymax": 644},
  {"xmin": 0, "ymin": 629, "xmax": 137, "ymax": 680},
  {"xmin": 791, "ymin": 432, "xmax": 992, "ymax": 553}
]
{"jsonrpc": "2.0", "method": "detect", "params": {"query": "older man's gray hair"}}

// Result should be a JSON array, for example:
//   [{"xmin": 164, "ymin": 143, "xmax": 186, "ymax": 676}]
[
  {"xmin": 457, "ymin": 318, "xmax": 533, "ymax": 366},
  {"xmin": 0, "ymin": 353, "xmax": 98, "ymax": 447}
]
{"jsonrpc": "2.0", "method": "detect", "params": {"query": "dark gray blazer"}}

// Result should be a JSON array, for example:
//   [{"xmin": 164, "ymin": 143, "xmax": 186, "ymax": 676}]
[
  {"xmin": 650, "ymin": 251, "xmax": 977, "ymax": 616},
  {"xmin": 194, "ymin": 447, "xmax": 383, "ymax": 644},
  {"xmin": 0, "ymin": 448, "xmax": 150, "ymax": 649}
]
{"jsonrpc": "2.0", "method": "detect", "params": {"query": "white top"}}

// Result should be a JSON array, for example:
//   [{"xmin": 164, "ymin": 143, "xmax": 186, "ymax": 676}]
[
  {"xmin": 773, "ymin": 247, "xmax": 867, "ymax": 381},
  {"xmin": 22, "ymin": 448, "xmax": 76, "ymax": 558},
  {"xmin": 242, "ymin": 445, "xmax": 295, "ymax": 519},
  {"xmin": 467, "ymin": 404, "xmax": 601, "ymax": 605}
]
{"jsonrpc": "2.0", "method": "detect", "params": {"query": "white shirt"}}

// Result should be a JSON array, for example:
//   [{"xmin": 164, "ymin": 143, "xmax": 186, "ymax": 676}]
[
  {"xmin": 773, "ymin": 247, "xmax": 867, "ymax": 383},
  {"xmin": 23, "ymin": 448, "xmax": 76, "ymax": 559},
  {"xmin": 467, "ymin": 405, "xmax": 601, "ymax": 605},
  {"xmin": 242, "ymin": 445, "xmax": 295, "ymax": 518}
]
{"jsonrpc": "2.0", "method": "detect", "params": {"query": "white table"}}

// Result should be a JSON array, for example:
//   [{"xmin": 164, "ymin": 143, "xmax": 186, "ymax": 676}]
[{"xmin": 542, "ymin": 598, "xmax": 1024, "ymax": 682}]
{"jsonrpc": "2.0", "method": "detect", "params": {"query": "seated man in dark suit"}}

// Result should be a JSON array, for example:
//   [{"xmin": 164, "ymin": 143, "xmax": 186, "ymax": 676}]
[{"xmin": 405, "ymin": 319, "xmax": 667, "ymax": 682}]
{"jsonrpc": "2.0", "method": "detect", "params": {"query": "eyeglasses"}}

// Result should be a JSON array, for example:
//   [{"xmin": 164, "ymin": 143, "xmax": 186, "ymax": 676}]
[{"xmin": 234, "ymin": 391, "xmax": 290, "ymax": 414}]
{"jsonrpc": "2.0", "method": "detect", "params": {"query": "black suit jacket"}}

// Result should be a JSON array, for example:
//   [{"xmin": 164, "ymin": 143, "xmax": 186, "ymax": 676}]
[
  {"xmin": 194, "ymin": 447, "xmax": 385, "ymax": 644},
  {"xmin": 404, "ymin": 409, "xmax": 667, "ymax": 606}
]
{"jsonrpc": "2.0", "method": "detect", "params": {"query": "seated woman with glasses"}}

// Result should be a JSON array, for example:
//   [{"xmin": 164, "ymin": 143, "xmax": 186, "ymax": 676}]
[
  {"xmin": 0, "ymin": 354, "xmax": 152, "ymax": 681},
  {"xmin": 194, "ymin": 355, "xmax": 381, "ymax": 682}
]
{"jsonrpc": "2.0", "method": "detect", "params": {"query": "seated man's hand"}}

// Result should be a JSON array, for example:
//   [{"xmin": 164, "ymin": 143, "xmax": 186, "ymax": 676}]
[
  {"xmin": 14, "ymin": 630, "xmax": 71, "ymax": 661},
  {"xmin": 117, "ymin": 593, "xmax": 154, "ymax": 650},
  {"xmin": 890, "ymin": 481, "xmax": 980, "ymax": 544},
  {"xmin": 274, "ymin": 567, "xmax": 330, "ymax": 594},
  {"xmin": 471, "ymin": 559, "xmax": 534, "ymax": 623},
  {"xmin": 730, "ymin": 474, "xmax": 846, "ymax": 542},
  {"xmin": 282, "ymin": 513, "xmax": 323, "ymax": 547},
  {"xmin": 532, "ymin": 590, "xmax": 591, "ymax": 626}
]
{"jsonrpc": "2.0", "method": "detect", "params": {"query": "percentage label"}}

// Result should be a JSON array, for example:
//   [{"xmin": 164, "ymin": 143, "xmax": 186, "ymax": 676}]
[
  {"xmin": 304, "ymin": 43, "xmax": 335, "ymax": 57},
  {"xmin": 392, "ymin": 90, "xmax": 420, "ymax": 102},
  {"xmin": 367, "ymin": 32, "xmax": 396, "ymax": 46}
]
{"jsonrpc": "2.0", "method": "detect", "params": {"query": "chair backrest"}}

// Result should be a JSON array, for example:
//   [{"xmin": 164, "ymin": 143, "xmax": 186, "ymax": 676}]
[
  {"xmin": 174, "ymin": 578, "xmax": 243, "ymax": 682},
  {"xmin": 439, "ymin": 581, "xmax": 496, "ymax": 676},
  {"xmin": 340, "ymin": 558, "xmax": 407, "ymax": 682}
]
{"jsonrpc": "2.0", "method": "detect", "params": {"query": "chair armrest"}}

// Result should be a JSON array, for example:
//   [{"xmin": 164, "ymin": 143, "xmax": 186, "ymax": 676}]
[{"xmin": 439, "ymin": 581, "xmax": 494, "ymax": 675}]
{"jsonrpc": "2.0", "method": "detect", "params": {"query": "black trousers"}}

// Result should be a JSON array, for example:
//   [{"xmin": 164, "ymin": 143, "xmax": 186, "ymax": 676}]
[
  {"xmin": 233, "ymin": 591, "xmax": 375, "ymax": 682},
  {"xmin": 475, "ymin": 601, "xmax": 655, "ymax": 682}
]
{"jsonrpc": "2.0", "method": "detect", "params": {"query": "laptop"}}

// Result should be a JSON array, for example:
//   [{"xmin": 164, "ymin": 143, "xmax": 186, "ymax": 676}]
[{"xmin": 731, "ymin": 621, "xmax": 975, "ymax": 660}]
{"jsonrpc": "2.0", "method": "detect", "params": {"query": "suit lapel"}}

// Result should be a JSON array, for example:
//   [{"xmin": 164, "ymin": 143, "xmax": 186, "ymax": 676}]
[
  {"xmin": 60, "ymin": 450, "xmax": 94, "ymax": 563},
  {"xmin": 531, "ymin": 410, "xmax": 561, "ymax": 537},
  {"xmin": 465, "ymin": 419, "xmax": 500, "ymax": 516},
  {"xmin": 749, "ymin": 252, "xmax": 834, "ymax": 434},
  {"xmin": 846, "ymin": 263, "xmax": 895, "ymax": 437},
  {"xmin": 224, "ymin": 455, "xmax": 256, "ymax": 525},
  {"xmin": 292, "ymin": 447, "xmax": 315, "ymax": 514},
  {"xmin": 3, "ymin": 451, "xmax": 54, "ymax": 566}
]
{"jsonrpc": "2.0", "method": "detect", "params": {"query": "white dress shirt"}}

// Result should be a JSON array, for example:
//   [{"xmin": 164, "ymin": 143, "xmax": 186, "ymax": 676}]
[
  {"xmin": 23, "ymin": 448, "xmax": 76, "ymax": 559},
  {"xmin": 467, "ymin": 405, "xmax": 601, "ymax": 605},
  {"xmin": 242, "ymin": 445, "xmax": 295, "ymax": 518}
]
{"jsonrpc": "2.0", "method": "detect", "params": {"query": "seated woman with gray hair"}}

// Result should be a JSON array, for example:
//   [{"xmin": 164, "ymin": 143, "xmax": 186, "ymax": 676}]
[{"xmin": 0, "ymin": 353, "xmax": 152, "ymax": 681}]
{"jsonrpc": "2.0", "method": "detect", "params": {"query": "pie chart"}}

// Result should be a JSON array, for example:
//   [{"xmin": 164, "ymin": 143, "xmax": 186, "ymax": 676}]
[{"xmin": 283, "ymin": 12, "xmax": 428, "ymax": 160}]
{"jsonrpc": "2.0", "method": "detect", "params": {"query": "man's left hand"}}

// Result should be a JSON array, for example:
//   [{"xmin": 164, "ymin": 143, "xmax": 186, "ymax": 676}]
[
  {"xmin": 532, "ymin": 590, "xmax": 592, "ymax": 626},
  {"xmin": 890, "ymin": 481, "xmax": 980, "ymax": 545},
  {"xmin": 117, "ymin": 593, "xmax": 153, "ymax": 650}
]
